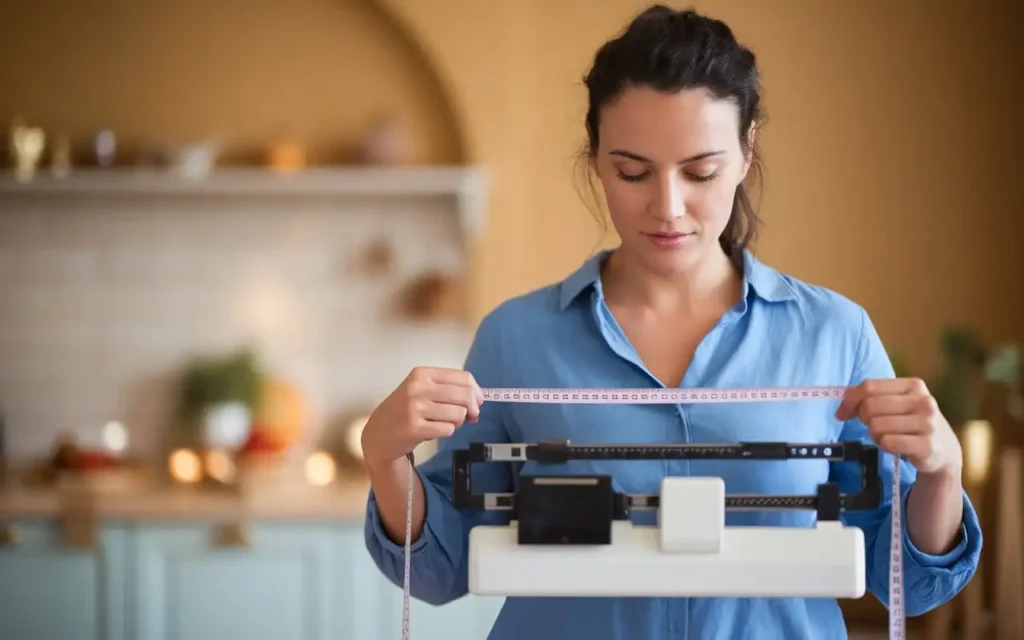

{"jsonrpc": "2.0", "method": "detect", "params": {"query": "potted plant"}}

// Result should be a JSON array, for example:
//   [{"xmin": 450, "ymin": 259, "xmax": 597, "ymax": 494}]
[
  {"xmin": 924, "ymin": 329, "xmax": 1023, "ymax": 639},
  {"xmin": 175, "ymin": 348, "xmax": 262, "ymax": 451},
  {"xmin": 931, "ymin": 326, "xmax": 1022, "ymax": 427}
]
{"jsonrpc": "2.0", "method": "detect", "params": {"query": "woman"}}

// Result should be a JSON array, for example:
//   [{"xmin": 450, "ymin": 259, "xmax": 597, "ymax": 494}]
[{"xmin": 361, "ymin": 5, "xmax": 981, "ymax": 638}]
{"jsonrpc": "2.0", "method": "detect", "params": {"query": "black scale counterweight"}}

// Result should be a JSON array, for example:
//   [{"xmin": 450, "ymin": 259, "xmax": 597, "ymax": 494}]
[{"xmin": 451, "ymin": 439, "xmax": 882, "ymax": 546}]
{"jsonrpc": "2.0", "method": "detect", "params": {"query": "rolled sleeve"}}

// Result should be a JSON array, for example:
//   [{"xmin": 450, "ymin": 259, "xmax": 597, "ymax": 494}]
[
  {"xmin": 363, "ymin": 463, "xmax": 480, "ymax": 606},
  {"xmin": 362, "ymin": 308, "xmax": 516, "ymax": 607},
  {"xmin": 832, "ymin": 306, "xmax": 982, "ymax": 616},
  {"xmin": 861, "ymin": 476, "xmax": 982, "ymax": 616},
  {"xmin": 900, "ymin": 487, "xmax": 976, "ymax": 569},
  {"xmin": 363, "ymin": 444, "xmax": 514, "ymax": 608},
  {"xmin": 366, "ymin": 462, "xmax": 491, "ymax": 563},
  {"xmin": 365, "ymin": 468, "xmax": 435, "ymax": 558}
]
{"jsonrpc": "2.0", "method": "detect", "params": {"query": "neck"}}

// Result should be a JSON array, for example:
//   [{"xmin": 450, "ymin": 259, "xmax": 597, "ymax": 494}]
[{"xmin": 601, "ymin": 246, "xmax": 742, "ymax": 314}]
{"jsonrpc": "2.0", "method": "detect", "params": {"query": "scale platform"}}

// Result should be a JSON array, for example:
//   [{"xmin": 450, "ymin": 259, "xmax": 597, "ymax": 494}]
[{"xmin": 451, "ymin": 439, "xmax": 882, "ymax": 599}]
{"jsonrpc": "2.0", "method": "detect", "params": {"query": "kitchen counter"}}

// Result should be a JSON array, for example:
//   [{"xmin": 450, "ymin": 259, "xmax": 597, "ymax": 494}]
[
  {"xmin": 0, "ymin": 471, "xmax": 507, "ymax": 640},
  {"xmin": 0, "ymin": 476, "xmax": 373, "ymax": 521}
]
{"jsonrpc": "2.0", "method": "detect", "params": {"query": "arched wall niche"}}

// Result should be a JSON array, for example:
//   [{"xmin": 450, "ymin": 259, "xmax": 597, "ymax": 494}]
[
  {"xmin": 0, "ymin": 0, "xmax": 489, "ymax": 462},
  {"xmin": 0, "ymin": 0, "xmax": 470, "ymax": 167},
  {"xmin": 368, "ymin": 0, "xmax": 485, "ymax": 164}
]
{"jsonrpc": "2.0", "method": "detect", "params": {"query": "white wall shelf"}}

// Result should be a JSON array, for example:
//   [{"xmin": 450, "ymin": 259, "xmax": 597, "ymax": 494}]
[
  {"xmin": 0, "ymin": 165, "xmax": 487, "ymax": 460},
  {"xmin": 0, "ymin": 165, "xmax": 490, "ymax": 240}
]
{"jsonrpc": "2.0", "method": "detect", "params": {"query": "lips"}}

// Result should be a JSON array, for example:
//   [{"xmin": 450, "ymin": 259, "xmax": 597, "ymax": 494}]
[
  {"xmin": 648, "ymin": 232, "xmax": 689, "ymax": 238},
  {"xmin": 644, "ymin": 230, "xmax": 695, "ymax": 249}
]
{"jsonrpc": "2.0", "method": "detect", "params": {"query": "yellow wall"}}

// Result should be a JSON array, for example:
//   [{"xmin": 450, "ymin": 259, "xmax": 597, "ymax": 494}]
[
  {"xmin": 4, "ymin": 0, "xmax": 1020, "ymax": 379},
  {"xmin": 0, "ymin": 0, "xmax": 463, "ymax": 165},
  {"xmin": 2, "ymin": 0, "xmax": 1022, "ymax": 628},
  {"xmin": 380, "ymin": 0, "xmax": 1024, "ymax": 378}
]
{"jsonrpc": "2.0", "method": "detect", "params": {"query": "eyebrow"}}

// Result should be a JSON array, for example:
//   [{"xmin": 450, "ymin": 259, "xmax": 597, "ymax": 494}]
[{"xmin": 608, "ymin": 149, "xmax": 725, "ymax": 164}]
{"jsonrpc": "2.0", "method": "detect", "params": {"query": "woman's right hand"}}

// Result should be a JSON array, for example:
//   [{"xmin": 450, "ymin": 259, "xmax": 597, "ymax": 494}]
[{"xmin": 360, "ymin": 366, "xmax": 484, "ymax": 473}]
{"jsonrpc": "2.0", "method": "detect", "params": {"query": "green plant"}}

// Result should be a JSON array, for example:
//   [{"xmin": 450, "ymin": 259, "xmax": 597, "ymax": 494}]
[
  {"xmin": 985, "ymin": 343, "xmax": 1023, "ymax": 419},
  {"xmin": 176, "ymin": 348, "xmax": 263, "ymax": 425},
  {"xmin": 888, "ymin": 349, "xmax": 910, "ymax": 378},
  {"xmin": 932, "ymin": 326, "xmax": 1022, "ymax": 426}
]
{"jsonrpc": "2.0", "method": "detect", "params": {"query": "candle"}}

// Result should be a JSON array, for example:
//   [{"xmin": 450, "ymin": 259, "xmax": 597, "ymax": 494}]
[{"xmin": 963, "ymin": 419, "xmax": 993, "ymax": 486}]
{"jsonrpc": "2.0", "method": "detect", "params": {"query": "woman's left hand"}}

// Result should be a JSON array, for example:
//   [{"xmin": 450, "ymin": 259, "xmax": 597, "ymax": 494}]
[{"xmin": 835, "ymin": 378, "xmax": 963, "ymax": 476}]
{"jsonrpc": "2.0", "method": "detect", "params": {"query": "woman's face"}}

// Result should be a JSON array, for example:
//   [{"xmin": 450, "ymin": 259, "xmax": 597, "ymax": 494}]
[{"xmin": 594, "ymin": 86, "xmax": 752, "ymax": 277}]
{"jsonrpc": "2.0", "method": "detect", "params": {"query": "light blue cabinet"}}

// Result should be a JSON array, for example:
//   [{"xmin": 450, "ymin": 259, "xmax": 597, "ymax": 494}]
[
  {"xmin": 0, "ymin": 516, "xmax": 502, "ymax": 640},
  {"xmin": 333, "ymin": 524, "xmax": 505, "ymax": 640},
  {"xmin": 128, "ymin": 522, "xmax": 341, "ymax": 640},
  {"xmin": 401, "ymin": 592, "xmax": 506, "ymax": 640},
  {"xmin": 0, "ymin": 518, "xmax": 127, "ymax": 640}
]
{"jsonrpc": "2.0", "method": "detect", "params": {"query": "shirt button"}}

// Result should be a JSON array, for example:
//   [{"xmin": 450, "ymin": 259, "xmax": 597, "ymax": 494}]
[{"xmin": 669, "ymin": 622, "xmax": 678, "ymax": 633}]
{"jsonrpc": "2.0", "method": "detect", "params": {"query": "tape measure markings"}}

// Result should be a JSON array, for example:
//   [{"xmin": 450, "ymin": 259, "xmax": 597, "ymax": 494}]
[
  {"xmin": 481, "ymin": 385, "xmax": 847, "ymax": 404},
  {"xmin": 402, "ymin": 451, "xmax": 414, "ymax": 640},
  {"xmin": 890, "ymin": 455, "xmax": 905, "ymax": 639},
  {"xmin": 400, "ymin": 385, "xmax": 905, "ymax": 640}
]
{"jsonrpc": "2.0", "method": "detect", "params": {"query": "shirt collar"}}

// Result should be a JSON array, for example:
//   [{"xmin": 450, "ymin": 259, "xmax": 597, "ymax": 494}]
[
  {"xmin": 742, "ymin": 250, "xmax": 798, "ymax": 303},
  {"xmin": 557, "ymin": 248, "xmax": 797, "ymax": 310}
]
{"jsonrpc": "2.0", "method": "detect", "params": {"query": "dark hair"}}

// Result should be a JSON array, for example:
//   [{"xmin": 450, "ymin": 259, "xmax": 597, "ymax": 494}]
[{"xmin": 577, "ymin": 4, "xmax": 766, "ymax": 259}]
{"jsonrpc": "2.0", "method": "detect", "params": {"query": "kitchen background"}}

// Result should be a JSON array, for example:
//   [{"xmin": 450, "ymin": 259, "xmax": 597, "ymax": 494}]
[{"xmin": 0, "ymin": 0, "xmax": 1021, "ymax": 639}]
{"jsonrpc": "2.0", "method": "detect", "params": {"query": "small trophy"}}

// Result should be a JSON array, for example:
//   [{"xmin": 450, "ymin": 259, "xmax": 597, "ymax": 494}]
[{"xmin": 9, "ymin": 117, "xmax": 45, "ymax": 183}]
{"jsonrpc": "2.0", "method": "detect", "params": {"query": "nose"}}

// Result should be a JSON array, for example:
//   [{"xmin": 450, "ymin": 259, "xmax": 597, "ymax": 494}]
[{"xmin": 650, "ymin": 172, "xmax": 685, "ymax": 222}]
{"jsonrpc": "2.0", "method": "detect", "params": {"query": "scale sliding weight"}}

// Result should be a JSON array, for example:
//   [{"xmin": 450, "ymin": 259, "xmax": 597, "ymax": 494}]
[{"xmin": 451, "ymin": 439, "xmax": 882, "ymax": 599}]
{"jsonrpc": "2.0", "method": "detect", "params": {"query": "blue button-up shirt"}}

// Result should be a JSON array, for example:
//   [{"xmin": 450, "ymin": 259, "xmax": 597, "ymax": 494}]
[{"xmin": 365, "ymin": 249, "xmax": 981, "ymax": 639}]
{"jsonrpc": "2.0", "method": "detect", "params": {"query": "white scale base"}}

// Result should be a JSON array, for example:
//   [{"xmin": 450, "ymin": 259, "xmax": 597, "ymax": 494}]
[{"xmin": 467, "ymin": 477, "xmax": 867, "ymax": 599}]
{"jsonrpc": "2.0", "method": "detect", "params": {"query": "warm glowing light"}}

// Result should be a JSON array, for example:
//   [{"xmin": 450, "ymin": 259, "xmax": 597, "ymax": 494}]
[
  {"xmin": 169, "ymin": 449, "xmax": 203, "ymax": 483},
  {"xmin": 204, "ymin": 449, "xmax": 236, "ymax": 484},
  {"xmin": 305, "ymin": 451, "xmax": 337, "ymax": 486},
  {"xmin": 963, "ymin": 419, "xmax": 993, "ymax": 486}
]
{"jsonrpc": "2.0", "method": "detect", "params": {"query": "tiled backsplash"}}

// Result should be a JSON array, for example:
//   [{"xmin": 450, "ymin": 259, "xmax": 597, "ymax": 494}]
[{"xmin": 0, "ymin": 175, "xmax": 478, "ymax": 461}]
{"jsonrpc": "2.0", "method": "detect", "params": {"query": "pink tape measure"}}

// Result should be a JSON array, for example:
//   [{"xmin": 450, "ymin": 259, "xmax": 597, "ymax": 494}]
[{"xmin": 399, "ymin": 385, "xmax": 905, "ymax": 640}]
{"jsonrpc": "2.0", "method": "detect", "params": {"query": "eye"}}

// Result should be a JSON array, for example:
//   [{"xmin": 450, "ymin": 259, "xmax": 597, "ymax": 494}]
[
  {"xmin": 684, "ymin": 163, "xmax": 719, "ymax": 183},
  {"xmin": 616, "ymin": 170, "xmax": 649, "ymax": 183},
  {"xmin": 687, "ymin": 171, "xmax": 719, "ymax": 183}
]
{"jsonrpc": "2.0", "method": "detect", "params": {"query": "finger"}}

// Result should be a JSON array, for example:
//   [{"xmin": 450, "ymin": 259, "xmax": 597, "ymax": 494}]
[
  {"xmin": 419, "ymin": 419, "xmax": 457, "ymax": 440},
  {"xmin": 426, "ymin": 382, "xmax": 481, "ymax": 420},
  {"xmin": 460, "ymin": 371, "xmax": 484, "ymax": 408},
  {"xmin": 858, "ymin": 394, "xmax": 921, "ymax": 422},
  {"xmin": 407, "ymin": 376, "xmax": 479, "ymax": 409},
  {"xmin": 836, "ymin": 378, "xmax": 928, "ymax": 420},
  {"xmin": 470, "ymin": 373, "xmax": 484, "ymax": 407},
  {"xmin": 866, "ymin": 415, "xmax": 930, "ymax": 442},
  {"xmin": 424, "ymin": 367, "xmax": 478, "ymax": 389},
  {"xmin": 421, "ymin": 402, "xmax": 469, "ymax": 426},
  {"xmin": 861, "ymin": 377, "xmax": 929, "ymax": 395},
  {"xmin": 876, "ymin": 433, "xmax": 929, "ymax": 458},
  {"xmin": 418, "ymin": 368, "xmax": 483, "ymax": 412},
  {"xmin": 835, "ymin": 382, "xmax": 868, "ymax": 421}
]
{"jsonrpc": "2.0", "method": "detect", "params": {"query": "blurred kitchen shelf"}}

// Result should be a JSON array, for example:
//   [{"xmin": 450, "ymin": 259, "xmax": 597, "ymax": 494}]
[{"xmin": 0, "ymin": 165, "xmax": 490, "ymax": 239}]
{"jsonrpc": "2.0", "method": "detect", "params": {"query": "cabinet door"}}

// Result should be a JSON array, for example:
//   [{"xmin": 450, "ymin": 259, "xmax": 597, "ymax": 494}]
[
  {"xmin": 377, "ymin": 584, "xmax": 505, "ymax": 639},
  {"xmin": 334, "ymin": 522, "xmax": 404, "ymax": 638},
  {"xmin": 128, "ymin": 521, "xmax": 338, "ymax": 640},
  {"xmin": 0, "ymin": 518, "xmax": 127, "ymax": 640},
  {"xmin": 336, "ymin": 521, "xmax": 505, "ymax": 639},
  {"xmin": 405, "ymin": 592, "xmax": 505, "ymax": 640}
]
